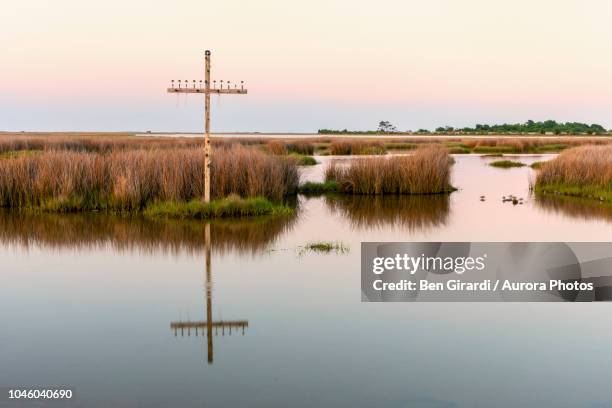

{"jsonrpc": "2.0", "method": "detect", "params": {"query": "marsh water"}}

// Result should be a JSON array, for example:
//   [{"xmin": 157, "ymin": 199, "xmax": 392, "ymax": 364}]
[{"xmin": 2, "ymin": 154, "xmax": 612, "ymax": 408}]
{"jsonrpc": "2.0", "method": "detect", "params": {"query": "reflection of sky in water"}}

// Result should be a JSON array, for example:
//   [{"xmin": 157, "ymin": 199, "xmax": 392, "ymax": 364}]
[{"xmin": 1, "ymin": 155, "xmax": 611, "ymax": 408}]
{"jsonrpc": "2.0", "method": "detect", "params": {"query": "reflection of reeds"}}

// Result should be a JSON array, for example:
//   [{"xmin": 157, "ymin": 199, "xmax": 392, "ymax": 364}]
[
  {"xmin": 0, "ymin": 210, "xmax": 297, "ymax": 255},
  {"xmin": 534, "ymin": 194, "xmax": 612, "ymax": 223},
  {"xmin": 324, "ymin": 194, "xmax": 450, "ymax": 231},
  {"xmin": 325, "ymin": 145, "xmax": 453, "ymax": 194}
]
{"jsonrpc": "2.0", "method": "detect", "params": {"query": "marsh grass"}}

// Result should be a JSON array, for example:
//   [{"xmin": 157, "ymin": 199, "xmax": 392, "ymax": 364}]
[
  {"xmin": 329, "ymin": 140, "xmax": 387, "ymax": 155},
  {"xmin": 298, "ymin": 241, "xmax": 349, "ymax": 255},
  {"xmin": 1, "ymin": 133, "xmax": 609, "ymax": 157},
  {"xmin": 291, "ymin": 154, "xmax": 318, "ymax": 166},
  {"xmin": 385, "ymin": 142, "xmax": 418, "ymax": 150},
  {"xmin": 448, "ymin": 146, "xmax": 471, "ymax": 154},
  {"xmin": 143, "ymin": 195, "xmax": 293, "ymax": 219},
  {"xmin": 473, "ymin": 145, "xmax": 516, "ymax": 154},
  {"xmin": 266, "ymin": 140, "xmax": 288, "ymax": 155},
  {"xmin": 0, "ymin": 145, "xmax": 298, "ymax": 211},
  {"xmin": 535, "ymin": 145, "xmax": 612, "ymax": 201},
  {"xmin": 298, "ymin": 181, "xmax": 340, "ymax": 194},
  {"xmin": 324, "ymin": 145, "xmax": 454, "ymax": 194},
  {"xmin": 489, "ymin": 160, "xmax": 526, "ymax": 168}
]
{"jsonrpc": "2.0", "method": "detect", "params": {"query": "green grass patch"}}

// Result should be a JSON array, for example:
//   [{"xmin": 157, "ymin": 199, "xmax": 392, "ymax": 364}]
[
  {"xmin": 292, "ymin": 154, "xmax": 318, "ymax": 165},
  {"xmin": 448, "ymin": 147, "xmax": 471, "ymax": 154},
  {"xmin": 481, "ymin": 153, "xmax": 504, "ymax": 158},
  {"xmin": 472, "ymin": 146, "xmax": 516, "ymax": 154},
  {"xmin": 359, "ymin": 146, "xmax": 387, "ymax": 155},
  {"xmin": 534, "ymin": 144, "xmax": 568, "ymax": 152},
  {"xmin": 299, "ymin": 241, "xmax": 349, "ymax": 255},
  {"xmin": 530, "ymin": 161, "xmax": 547, "ymax": 169},
  {"xmin": 143, "ymin": 196, "xmax": 293, "ymax": 219},
  {"xmin": 298, "ymin": 181, "xmax": 340, "ymax": 194},
  {"xmin": 534, "ymin": 183, "xmax": 612, "ymax": 202},
  {"xmin": 489, "ymin": 160, "xmax": 526, "ymax": 168},
  {"xmin": 0, "ymin": 150, "xmax": 42, "ymax": 159},
  {"xmin": 443, "ymin": 142, "xmax": 470, "ymax": 148},
  {"xmin": 384, "ymin": 142, "xmax": 418, "ymax": 150}
]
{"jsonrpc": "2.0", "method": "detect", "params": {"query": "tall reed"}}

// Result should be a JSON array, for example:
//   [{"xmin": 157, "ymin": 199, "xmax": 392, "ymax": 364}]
[
  {"xmin": 329, "ymin": 140, "xmax": 386, "ymax": 155},
  {"xmin": 0, "ymin": 145, "xmax": 298, "ymax": 210},
  {"xmin": 325, "ymin": 145, "xmax": 454, "ymax": 194},
  {"xmin": 535, "ymin": 145, "xmax": 612, "ymax": 200},
  {"xmin": 1, "ymin": 133, "xmax": 610, "ymax": 155}
]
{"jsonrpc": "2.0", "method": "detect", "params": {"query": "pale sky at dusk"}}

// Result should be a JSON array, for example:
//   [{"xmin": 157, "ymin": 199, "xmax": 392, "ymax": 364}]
[{"xmin": 2, "ymin": 0, "xmax": 611, "ymax": 132}]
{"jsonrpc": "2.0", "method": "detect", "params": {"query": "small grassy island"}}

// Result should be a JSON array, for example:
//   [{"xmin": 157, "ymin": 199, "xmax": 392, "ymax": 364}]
[
  {"xmin": 0, "ymin": 144, "xmax": 298, "ymax": 218},
  {"xmin": 299, "ymin": 145, "xmax": 455, "ymax": 195},
  {"xmin": 534, "ymin": 145, "xmax": 612, "ymax": 202},
  {"xmin": 489, "ymin": 160, "xmax": 526, "ymax": 168}
]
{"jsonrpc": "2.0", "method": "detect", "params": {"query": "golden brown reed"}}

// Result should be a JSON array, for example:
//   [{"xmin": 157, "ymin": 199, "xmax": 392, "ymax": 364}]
[
  {"xmin": 461, "ymin": 137, "xmax": 610, "ymax": 152},
  {"xmin": 1, "ymin": 133, "xmax": 610, "ymax": 156},
  {"xmin": 0, "ymin": 145, "xmax": 298, "ymax": 209},
  {"xmin": 535, "ymin": 145, "xmax": 612, "ymax": 189},
  {"xmin": 329, "ymin": 140, "xmax": 386, "ymax": 155},
  {"xmin": 324, "ymin": 145, "xmax": 453, "ymax": 194},
  {"xmin": 266, "ymin": 140, "xmax": 288, "ymax": 155}
]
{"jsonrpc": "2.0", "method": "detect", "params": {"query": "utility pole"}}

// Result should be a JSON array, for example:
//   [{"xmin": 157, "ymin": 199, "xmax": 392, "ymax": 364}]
[{"xmin": 167, "ymin": 50, "xmax": 247, "ymax": 202}]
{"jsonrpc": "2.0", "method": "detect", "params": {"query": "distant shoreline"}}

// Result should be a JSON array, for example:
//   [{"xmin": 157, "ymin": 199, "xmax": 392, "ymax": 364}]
[
  {"xmin": 1, "ymin": 131, "xmax": 611, "ymax": 140},
  {"xmin": 134, "ymin": 132, "xmax": 612, "ymax": 140}
]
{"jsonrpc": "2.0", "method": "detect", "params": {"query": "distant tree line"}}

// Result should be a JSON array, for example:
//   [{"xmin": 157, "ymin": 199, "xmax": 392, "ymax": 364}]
[{"xmin": 318, "ymin": 120, "xmax": 609, "ymax": 135}]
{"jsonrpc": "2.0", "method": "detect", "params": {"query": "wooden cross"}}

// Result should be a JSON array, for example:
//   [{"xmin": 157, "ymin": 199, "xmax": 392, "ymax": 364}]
[{"xmin": 167, "ymin": 50, "xmax": 248, "ymax": 202}]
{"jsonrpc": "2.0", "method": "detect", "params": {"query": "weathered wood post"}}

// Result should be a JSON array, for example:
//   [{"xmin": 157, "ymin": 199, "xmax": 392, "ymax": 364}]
[
  {"xmin": 167, "ymin": 50, "xmax": 247, "ymax": 203},
  {"xmin": 204, "ymin": 51, "xmax": 211, "ymax": 202}
]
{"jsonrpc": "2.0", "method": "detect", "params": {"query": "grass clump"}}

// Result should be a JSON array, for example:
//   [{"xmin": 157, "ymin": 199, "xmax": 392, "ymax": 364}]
[
  {"xmin": 266, "ymin": 140, "xmax": 288, "ymax": 155},
  {"xmin": 472, "ymin": 145, "xmax": 517, "ymax": 154},
  {"xmin": 299, "ymin": 241, "xmax": 349, "ymax": 255},
  {"xmin": 298, "ymin": 181, "xmax": 340, "ymax": 194},
  {"xmin": 385, "ymin": 142, "xmax": 418, "ymax": 150},
  {"xmin": 535, "ymin": 183, "xmax": 612, "ymax": 202},
  {"xmin": 535, "ymin": 143, "xmax": 568, "ymax": 152},
  {"xmin": 0, "ymin": 150, "xmax": 41, "ymax": 159},
  {"xmin": 530, "ymin": 161, "xmax": 546, "ymax": 169},
  {"xmin": 448, "ymin": 146, "xmax": 471, "ymax": 154},
  {"xmin": 0, "ymin": 145, "xmax": 299, "ymax": 211},
  {"xmin": 324, "ymin": 145, "xmax": 455, "ymax": 195},
  {"xmin": 292, "ymin": 154, "xmax": 318, "ymax": 166},
  {"xmin": 329, "ymin": 140, "xmax": 386, "ymax": 155},
  {"xmin": 535, "ymin": 145, "xmax": 612, "ymax": 202},
  {"xmin": 143, "ymin": 195, "xmax": 292, "ymax": 219},
  {"xmin": 489, "ymin": 160, "xmax": 526, "ymax": 168}
]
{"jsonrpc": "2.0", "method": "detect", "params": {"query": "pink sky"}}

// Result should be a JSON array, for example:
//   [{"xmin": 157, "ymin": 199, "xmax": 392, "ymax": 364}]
[{"xmin": 2, "ymin": 0, "xmax": 611, "ymax": 132}]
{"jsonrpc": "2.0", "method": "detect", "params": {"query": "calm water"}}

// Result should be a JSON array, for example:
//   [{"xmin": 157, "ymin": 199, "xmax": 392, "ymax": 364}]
[{"xmin": 1, "ymin": 155, "xmax": 611, "ymax": 408}]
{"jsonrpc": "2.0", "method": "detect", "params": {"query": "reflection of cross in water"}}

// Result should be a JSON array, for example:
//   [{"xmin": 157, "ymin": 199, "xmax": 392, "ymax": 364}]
[{"xmin": 170, "ymin": 223, "xmax": 249, "ymax": 364}]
